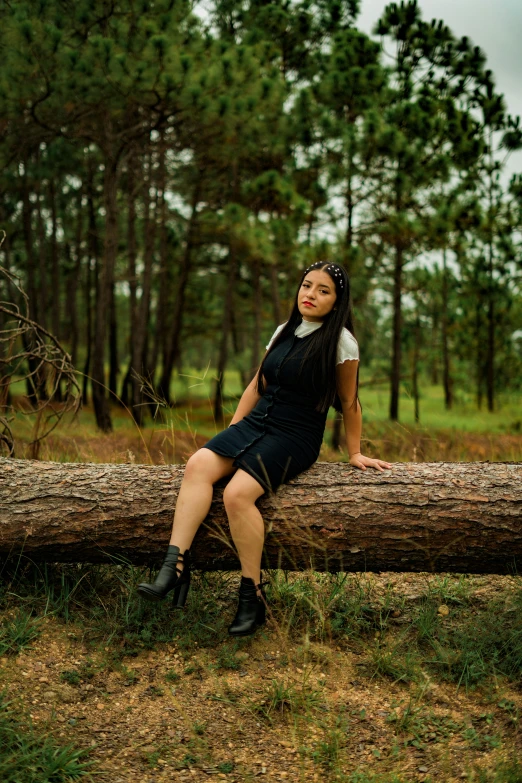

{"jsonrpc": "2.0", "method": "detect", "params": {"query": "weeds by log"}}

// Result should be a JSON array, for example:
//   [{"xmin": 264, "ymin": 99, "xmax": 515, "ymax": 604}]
[{"xmin": 0, "ymin": 457, "xmax": 520, "ymax": 574}]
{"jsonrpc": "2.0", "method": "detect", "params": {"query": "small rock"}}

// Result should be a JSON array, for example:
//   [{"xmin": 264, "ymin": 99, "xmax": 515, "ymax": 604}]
[
  {"xmin": 57, "ymin": 715, "xmax": 66, "ymax": 723},
  {"xmin": 68, "ymin": 719, "xmax": 77, "ymax": 726},
  {"xmin": 96, "ymin": 703, "xmax": 105, "ymax": 710},
  {"xmin": 234, "ymin": 651, "xmax": 249, "ymax": 661},
  {"xmin": 418, "ymin": 767, "xmax": 429, "ymax": 773},
  {"xmin": 38, "ymin": 677, "xmax": 49, "ymax": 683},
  {"xmin": 437, "ymin": 605, "xmax": 450, "ymax": 617}
]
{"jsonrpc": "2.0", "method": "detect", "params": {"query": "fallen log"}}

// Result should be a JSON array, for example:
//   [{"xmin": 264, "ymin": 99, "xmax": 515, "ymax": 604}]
[{"xmin": 0, "ymin": 457, "xmax": 521, "ymax": 573}]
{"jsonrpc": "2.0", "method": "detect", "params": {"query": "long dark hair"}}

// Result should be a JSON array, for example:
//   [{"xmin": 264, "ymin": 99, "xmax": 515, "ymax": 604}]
[{"xmin": 256, "ymin": 261, "xmax": 360, "ymax": 414}]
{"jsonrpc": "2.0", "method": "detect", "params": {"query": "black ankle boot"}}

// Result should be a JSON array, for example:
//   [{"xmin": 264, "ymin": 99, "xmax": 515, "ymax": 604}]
[
  {"xmin": 137, "ymin": 546, "xmax": 191, "ymax": 607},
  {"xmin": 228, "ymin": 576, "xmax": 267, "ymax": 637}
]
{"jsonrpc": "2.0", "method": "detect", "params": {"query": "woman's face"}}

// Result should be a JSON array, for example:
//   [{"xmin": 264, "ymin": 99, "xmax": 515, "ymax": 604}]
[{"xmin": 298, "ymin": 270, "xmax": 337, "ymax": 322}]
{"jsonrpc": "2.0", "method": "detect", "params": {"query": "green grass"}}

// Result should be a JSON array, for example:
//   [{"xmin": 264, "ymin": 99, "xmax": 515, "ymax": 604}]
[
  {"xmin": 3, "ymin": 562, "xmax": 522, "ymax": 693},
  {"xmin": 0, "ymin": 691, "xmax": 93, "ymax": 782},
  {"xmin": 358, "ymin": 383, "xmax": 522, "ymax": 433},
  {"xmin": 474, "ymin": 759, "xmax": 522, "ymax": 782},
  {"xmin": 8, "ymin": 369, "xmax": 522, "ymax": 445},
  {"xmin": 2, "ymin": 562, "xmax": 522, "ymax": 780},
  {"xmin": 0, "ymin": 608, "xmax": 41, "ymax": 656}
]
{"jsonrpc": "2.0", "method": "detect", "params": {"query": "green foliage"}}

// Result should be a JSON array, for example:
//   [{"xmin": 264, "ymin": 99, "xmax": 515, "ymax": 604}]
[
  {"xmin": 0, "ymin": 608, "xmax": 41, "ymax": 656},
  {"xmin": 0, "ymin": 692, "xmax": 93, "ymax": 782}
]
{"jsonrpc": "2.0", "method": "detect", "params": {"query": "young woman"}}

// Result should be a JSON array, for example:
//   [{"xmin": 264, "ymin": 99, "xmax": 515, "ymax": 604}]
[{"xmin": 138, "ymin": 261, "xmax": 391, "ymax": 635}]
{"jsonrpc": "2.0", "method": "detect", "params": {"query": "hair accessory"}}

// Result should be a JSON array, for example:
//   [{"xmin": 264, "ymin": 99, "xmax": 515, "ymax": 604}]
[{"xmin": 304, "ymin": 262, "xmax": 344, "ymax": 288}]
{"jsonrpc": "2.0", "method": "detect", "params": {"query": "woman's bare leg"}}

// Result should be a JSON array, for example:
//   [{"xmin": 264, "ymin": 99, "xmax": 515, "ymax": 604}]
[
  {"xmin": 170, "ymin": 449, "xmax": 236, "ymax": 564},
  {"xmin": 223, "ymin": 469, "xmax": 265, "ymax": 588}
]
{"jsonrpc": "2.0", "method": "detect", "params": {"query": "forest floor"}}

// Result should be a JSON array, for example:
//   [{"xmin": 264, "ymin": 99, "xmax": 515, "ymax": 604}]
[{"xmin": 1, "ymin": 567, "xmax": 521, "ymax": 783}]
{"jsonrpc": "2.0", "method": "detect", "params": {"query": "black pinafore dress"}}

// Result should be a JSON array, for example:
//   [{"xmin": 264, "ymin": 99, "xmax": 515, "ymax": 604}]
[{"xmin": 203, "ymin": 331, "xmax": 328, "ymax": 493}]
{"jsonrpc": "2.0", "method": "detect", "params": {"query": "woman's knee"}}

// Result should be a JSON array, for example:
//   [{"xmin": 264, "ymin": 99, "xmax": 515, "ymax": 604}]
[
  {"xmin": 223, "ymin": 475, "xmax": 263, "ymax": 511},
  {"xmin": 184, "ymin": 448, "xmax": 233, "ymax": 483},
  {"xmin": 223, "ymin": 482, "xmax": 243, "ymax": 511}
]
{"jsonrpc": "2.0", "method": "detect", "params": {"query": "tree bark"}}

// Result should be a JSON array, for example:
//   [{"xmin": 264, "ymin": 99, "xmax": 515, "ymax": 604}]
[
  {"xmin": 49, "ymin": 179, "xmax": 60, "ymax": 341},
  {"xmin": 158, "ymin": 175, "xmax": 202, "ymax": 404},
  {"xmin": 1, "ymin": 459, "xmax": 520, "ymax": 574},
  {"xmin": 214, "ymin": 246, "xmax": 236, "ymax": 423},
  {"xmin": 389, "ymin": 242, "xmax": 403, "ymax": 421},
  {"xmin": 108, "ymin": 281, "xmax": 119, "ymax": 401},
  {"xmin": 441, "ymin": 249, "xmax": 452, "ymax": 409},
  {"xmin": 150, "ymin": 133, "xmax": 168, "ymax": 387},
  {"xmin": 270, "ymin": 262, "xmax": 282, "ymax": 327},
  {"xmin": 91, "ymin": 147, "xmax": 119, "ymax": 432},
  {"xmin": 131, "ymin": 150, "xmax": 156, "ymax": 424},
  {"xmin": 251, "ymin": 256, "xmax": 262, "ymax": 377},
  {"xmin": 120, "ymin": 154, "xmax": 138, "ymax": 408},
  {"xmin": 83, "ymin": 159, "xmax": 99, "ymax": 405}
]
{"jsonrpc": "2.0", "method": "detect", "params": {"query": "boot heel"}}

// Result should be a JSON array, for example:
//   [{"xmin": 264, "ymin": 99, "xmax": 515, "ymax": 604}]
[{"xmin": 173, "ymin": 578, "xmax": 190, "ymax": 608}]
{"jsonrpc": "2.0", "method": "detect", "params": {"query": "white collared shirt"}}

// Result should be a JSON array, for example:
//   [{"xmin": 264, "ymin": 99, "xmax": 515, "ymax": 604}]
[{"xmin": 266, "ymin": 320, "xmax": 359, "ymax": 364}]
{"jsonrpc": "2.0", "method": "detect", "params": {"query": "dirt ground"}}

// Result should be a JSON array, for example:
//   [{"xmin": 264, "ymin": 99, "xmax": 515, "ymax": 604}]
[{"xmin": 1, "ymin": 572, "xmax": 521, "ymax": 783}]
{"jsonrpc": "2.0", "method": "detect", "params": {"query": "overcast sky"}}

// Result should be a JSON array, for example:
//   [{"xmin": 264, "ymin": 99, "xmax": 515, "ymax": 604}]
[{"xmin": 357, "ymin": 0, "xmax": 522, "ymax": 177}]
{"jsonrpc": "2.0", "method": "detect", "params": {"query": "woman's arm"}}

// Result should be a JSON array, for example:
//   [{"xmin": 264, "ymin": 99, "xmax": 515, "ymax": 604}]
[
  {"xmin": 336, "ymin": 360, "xmax": 392, "ymax": 472},
  {"xmin": 229, "ymin": 369, "xmax": 263, "ymax": 426}
]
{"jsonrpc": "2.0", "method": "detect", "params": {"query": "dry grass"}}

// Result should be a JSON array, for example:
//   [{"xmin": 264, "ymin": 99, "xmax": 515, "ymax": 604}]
[{"xmin": 6, "ymin": 397, "xmax": 522, "ymax": 465}]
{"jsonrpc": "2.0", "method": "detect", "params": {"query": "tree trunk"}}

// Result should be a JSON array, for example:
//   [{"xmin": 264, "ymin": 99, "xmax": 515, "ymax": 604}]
[
  {"xmin": 49, "ymin": 179, "xmax": 60, "ymax": 341},
  {"xmin": 108, "ymin": 281, "xmax": 119, "ymax": 401},
  {"xmin": 83, "ymin": 161, "xmax": 99, "ymax": 405},
  {"xmin": 22, "ymin": 156, "xmax": 38, "ymax": 324},
  {"xmin": 486, "ymin": 248, "xmax": 495, "ymax": 413},
  {"xmin": 131, "ymin": 150, "xmax": 155, "ymax": 424},
  {"xmin": 67, "ymin": 186, "xmax": 83, "ymax": 367},
  {"xmin": 150, "ymin": 134, "xmax": 168, "ymax": 388},
  {"xmin": 92, "ymin": 150, "xmax": 119, "ymax": 432},
  {"xmin": 35, "ymin": 176, "xmax": 48, "ymax": 332},
  {"xmin": 270, "ymin": 262, "xmax": 282, "ymax": 327},
  {"xmin": 21, "ymin": 154, "xmax": 42, "ymax": 405},
  {"xmin": 251, "ymin": 257, "xmax": 262, "ymax": 377},
  {"xmin": 412, "ymin": 312, "xmax": 420, "ymax": 424},
  {"xmin": 441, "ymin": 249, "xmax": 452, "ymax": 409},
  {"xmin": 158, "ymin": 176, "xmax": 202, "ymax": 403},
  {"xmin": 1, "ymin": 458, "xmax": 520, "ymax": 574},
  {"xmin": 389, "ymin": 243, "xmax": 403, "ymax": 421},
  {"xmin": 475, "ymin": 299, "xmax": 483, "ymax": 411},
  {"xmin": 120, "ymin": 154, "xmax": 138, "ymax": 408},
  {"xmin": 214, "ymin": 247, "xmax": 236, "ymax": 423}
]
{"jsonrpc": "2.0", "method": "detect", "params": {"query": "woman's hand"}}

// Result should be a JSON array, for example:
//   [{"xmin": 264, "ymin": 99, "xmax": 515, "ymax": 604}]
[{"xmin": 349, "ymin": 452, "xmax": 392, "ymax": 472}]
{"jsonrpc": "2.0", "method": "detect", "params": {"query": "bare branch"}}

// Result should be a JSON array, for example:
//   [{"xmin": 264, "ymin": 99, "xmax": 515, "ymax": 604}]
[{"xmin": 0, "ymin": 233, "xmax": 81, "ymax": 458}]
